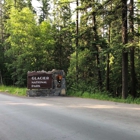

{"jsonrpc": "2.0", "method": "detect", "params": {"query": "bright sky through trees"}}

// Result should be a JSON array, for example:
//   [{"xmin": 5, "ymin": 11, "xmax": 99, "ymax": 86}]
[
  {"xmin": 31, "ymin": 0, "xmax": 76, "ymax": 12},
  {"xmin": 32, "ymin": 0, "xmax": 41, "ymax": 8},
  {"xmin": 32, "ymin": 0, "xmax": 41, "ymax": 13}
]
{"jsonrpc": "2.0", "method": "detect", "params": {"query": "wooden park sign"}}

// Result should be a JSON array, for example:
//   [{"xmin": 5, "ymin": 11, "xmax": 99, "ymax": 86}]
[{"xmin": 27, "ymin": 71, "xmax": 52, "ymax": 89}]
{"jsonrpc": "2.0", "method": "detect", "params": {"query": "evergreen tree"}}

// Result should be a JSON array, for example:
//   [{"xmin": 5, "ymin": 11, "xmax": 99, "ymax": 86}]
[
  {"xmin": 37, "ymin": 0, "xmax": 50, "ymax": 23},
  {"xmin": 51, "ymin": 0, "xmax": 73, "ymax": 72}
]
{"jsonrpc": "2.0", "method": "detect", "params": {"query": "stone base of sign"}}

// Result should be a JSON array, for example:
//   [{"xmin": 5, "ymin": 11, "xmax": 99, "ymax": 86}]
[{"xmin": 26, "ymin": 88, "xmax": 65, "ymax": 97}]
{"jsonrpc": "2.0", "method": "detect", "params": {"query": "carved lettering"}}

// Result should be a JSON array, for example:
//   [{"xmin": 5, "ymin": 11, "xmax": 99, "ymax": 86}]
[
  {"xmin": 31, "ymin": 85, "xmax": 40, "ymax": 88},
  {"xmin": 31, "ymin": 76, "xmax": 49, "ymax": 80}
]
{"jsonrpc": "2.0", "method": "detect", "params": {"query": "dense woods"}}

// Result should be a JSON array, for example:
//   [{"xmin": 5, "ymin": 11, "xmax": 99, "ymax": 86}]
[{"xmin": 0, "ymin": 0, "xmax": 140, "ymax": 99}]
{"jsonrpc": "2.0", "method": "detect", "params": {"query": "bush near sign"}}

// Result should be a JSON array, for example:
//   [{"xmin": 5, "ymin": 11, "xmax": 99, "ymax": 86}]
[{"xmin": 27, "ymin": 72, "xmax": 52, "ymax": 89}]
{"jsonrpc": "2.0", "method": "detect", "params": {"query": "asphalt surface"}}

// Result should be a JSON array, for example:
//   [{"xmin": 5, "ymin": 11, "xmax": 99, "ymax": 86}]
[{"xmin": 0, "ymin": 92, "xmax": 140, "ymax": 140}]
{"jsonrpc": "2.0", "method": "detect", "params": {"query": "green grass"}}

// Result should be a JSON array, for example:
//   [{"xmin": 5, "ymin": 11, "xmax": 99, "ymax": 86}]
[
  {"xmin": 67, "ymin": 90, "xmax": 140, "ymax": 104},
  {"xmin": 0, "ymin": 85, "xmax": 27, "ymax": 96}
]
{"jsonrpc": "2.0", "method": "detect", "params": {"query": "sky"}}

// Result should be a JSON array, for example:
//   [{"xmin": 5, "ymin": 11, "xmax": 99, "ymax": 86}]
[
  {"xmin": 32, "ymin": 0, "xmax": 42, "ymax": 15},
  {"xmin": 32, "ymin": 0, "xmax": 41, "ymax": 10}
]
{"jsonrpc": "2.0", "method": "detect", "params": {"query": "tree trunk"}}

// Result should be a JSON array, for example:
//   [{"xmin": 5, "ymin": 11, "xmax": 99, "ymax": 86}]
[
  {"xmin": 96, "ymin": 48, "xmax": 102, "ymax": 89},
  {"xmin": 92, "ymin": 12, "xmax": 102, "ymax": 90},
  {"xmin": 129, "ymin": 0, "xmax": 136, "ymax": 98},
  {"xmin": 122, "ymin": 52, "xmax": 128, "ymax": 99},
  {"xmin": 76, "ymin": 0, "xmax": 79, "ymax": 86},
  {"xmin": 106, "ymin": 52, "xmax": 110, "ymax": 91},
  {"xmin": 106, "ymin": 24, "xmax": 111, "ymax": 91},
  {"xmin": 0, "ymin": 71, "xmax": 3, "ymax": 85},
  {"xmin": 122, "ymin": 0, "xmax": 128, "ymax": 99}
]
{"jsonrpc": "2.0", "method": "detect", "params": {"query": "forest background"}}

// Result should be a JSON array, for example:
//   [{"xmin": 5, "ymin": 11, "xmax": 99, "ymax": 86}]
[{"xmin": 0, "ymin": 0, "xmax": 140, "ymax": 100}]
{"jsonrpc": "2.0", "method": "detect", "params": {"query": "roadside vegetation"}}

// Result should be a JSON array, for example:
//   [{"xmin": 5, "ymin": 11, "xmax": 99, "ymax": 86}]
[
  {"xmin": 0, "ymin": 85, "xmax": 26, "ymax": 96},
  {"xmin": 67, "ymin": 90, "xmax": 140, "ymax": 105},
  {"xmin": 0, "ymin": 85, "xmax": 140, "ymax": 105}
]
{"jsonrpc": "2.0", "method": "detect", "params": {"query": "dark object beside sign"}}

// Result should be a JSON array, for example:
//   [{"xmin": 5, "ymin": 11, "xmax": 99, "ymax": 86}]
[{"xmin": 27, "ymin": 72, "xmax": 52, "ymax": 89}]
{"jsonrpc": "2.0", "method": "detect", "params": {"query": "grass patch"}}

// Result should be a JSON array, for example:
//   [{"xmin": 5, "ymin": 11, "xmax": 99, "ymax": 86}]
[
  {"xmin": 67, "ymin": 90, "xmax": 140, "ymax": 104},
  {"xmin": 0, "ymin": 85, "xmax": 27, "ymax": 96}
]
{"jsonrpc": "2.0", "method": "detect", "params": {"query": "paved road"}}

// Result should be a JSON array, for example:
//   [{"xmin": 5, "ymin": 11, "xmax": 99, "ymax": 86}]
[{"xmin": 0, "ymin": 92, "xmax": 140, "ymax": 140}]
